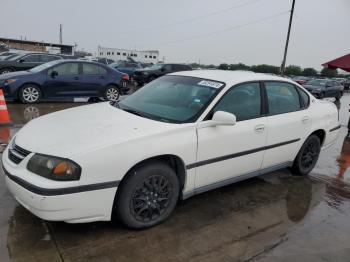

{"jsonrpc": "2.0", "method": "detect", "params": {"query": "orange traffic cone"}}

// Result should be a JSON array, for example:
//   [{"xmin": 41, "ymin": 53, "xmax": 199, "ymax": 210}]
[{"xmin": 0, "ymin": 89, "xmax": 11, "ymax": 126}]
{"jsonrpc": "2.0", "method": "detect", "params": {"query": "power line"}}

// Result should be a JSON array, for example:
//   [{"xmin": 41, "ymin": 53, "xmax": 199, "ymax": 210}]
[
  {"xmin": 119, "ymin": 0, "xmax": 264, "ymax": 34},
  {"xmin": 158, "ymin": 10, "xmax": 289, "ymax": 46}
]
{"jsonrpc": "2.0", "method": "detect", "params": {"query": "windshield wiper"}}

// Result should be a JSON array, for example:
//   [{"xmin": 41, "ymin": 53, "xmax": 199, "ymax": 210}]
[{"xmin": 123, "ymin": 108, "xmax": 144, "ymax": 117}]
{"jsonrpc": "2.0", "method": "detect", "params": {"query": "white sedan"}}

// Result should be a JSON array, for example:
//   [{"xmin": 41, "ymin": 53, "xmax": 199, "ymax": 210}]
[{"xmin": 2, "ymin": 70, "xmax": 340, "ymax": 229}]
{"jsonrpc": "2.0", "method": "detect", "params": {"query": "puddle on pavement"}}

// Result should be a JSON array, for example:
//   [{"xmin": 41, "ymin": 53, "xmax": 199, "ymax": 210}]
[{"xmin": 1, "ymin": 95, "xmax": 350, "ymax": 261}]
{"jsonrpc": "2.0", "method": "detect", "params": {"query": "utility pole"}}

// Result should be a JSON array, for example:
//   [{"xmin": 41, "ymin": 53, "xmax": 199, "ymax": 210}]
[
  {"xmin": 59, "ymin": 24, "xmax": 63, "ymax": 44},
  {"xmin": 280, "ymin": 0, "xmax": 296, "ymax": 76}
]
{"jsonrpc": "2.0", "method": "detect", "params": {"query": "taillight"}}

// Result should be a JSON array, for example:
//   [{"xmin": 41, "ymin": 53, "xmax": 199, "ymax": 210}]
[{"xmin": 122, "ymin": 75, "xmax": 129, "ymax": 81}]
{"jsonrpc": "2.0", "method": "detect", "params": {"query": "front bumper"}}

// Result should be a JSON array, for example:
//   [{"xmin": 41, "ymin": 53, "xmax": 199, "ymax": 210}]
[
  {"xmin": 2, "ymin": 148, "xmax": 118, "ymax": 223},
  {"xmin": 133, "ymin": 74, "xmax": 148, "ymax": 83}
]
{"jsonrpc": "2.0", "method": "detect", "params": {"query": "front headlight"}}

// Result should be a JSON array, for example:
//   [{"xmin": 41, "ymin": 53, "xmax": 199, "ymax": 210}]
[
  {"xmin": 27, "ymin": 154, "xmax": 81, "ymax": 181},
  {"xmin": 142, "ymin": 71, "xmax": 149, "ymax": 76}
]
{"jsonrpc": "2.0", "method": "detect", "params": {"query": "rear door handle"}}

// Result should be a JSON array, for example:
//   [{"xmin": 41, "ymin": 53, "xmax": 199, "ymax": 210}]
[
  {"xmin": 255, "ymin": 124, "xmax": 265, "ymax": 133},
  {"xmin": 302, "ymin": 116, "xmax": 310, "ymax": 124}
]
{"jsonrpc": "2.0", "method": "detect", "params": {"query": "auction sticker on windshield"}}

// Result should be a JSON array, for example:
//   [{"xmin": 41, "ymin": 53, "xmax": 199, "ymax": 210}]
[{"xmin": 198, "ymin": 80, "xmax": 223, "ymax": 89}]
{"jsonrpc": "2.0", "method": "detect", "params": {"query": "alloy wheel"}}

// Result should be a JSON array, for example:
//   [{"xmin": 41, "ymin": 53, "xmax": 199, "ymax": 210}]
[
  {"xmin": 22, "ymin": 86, "xmax": 40, "ymax": 103},
  {"xmin": 131, "ymin": 175, "xmax": 172, "ymax": 222},
  {"xmin": 106, "ymin": 87, "xmax": 119, "ymax": 101},
  {"xmin": 300, "ymin": 141, "xmax": 319, "ymax": 170}
]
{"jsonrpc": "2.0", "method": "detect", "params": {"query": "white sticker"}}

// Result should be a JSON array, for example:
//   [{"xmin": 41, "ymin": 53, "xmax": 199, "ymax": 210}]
[{"xmin": 198, "ymin": 80, "xmax": 223, "ymax": 89}]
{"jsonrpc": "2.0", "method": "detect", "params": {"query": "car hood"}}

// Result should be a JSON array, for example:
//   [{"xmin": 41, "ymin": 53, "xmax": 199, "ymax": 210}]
[
  {"xmin": 14, "ymin": 102, "xmax": 179, "ymax": 157},
  {"xmin": 0, "ymin": 70, "xmax": 32, "ymax": 80}
]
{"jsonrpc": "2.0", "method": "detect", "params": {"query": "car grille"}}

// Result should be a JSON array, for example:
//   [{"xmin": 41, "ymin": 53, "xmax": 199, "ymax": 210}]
[
  {"xmin": 8, "ymin": 143, "xmax": 31, "ymax": 164},
  {"xmin": 133, "ymin": 71, "xmax": 143, "ymax": 76}
]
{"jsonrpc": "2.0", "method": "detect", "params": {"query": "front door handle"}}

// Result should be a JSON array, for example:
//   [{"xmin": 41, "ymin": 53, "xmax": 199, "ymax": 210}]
[
  {"xmin": 255, "ymin": 124, "xmax": 265, "ymax": 133},
  {"xmin": 302, "ymin": 116, "xmax": 310, "ymax": 124},
  {"xmin": 73, "ymin": 76, "xmax": 79, "ymax": 80}
]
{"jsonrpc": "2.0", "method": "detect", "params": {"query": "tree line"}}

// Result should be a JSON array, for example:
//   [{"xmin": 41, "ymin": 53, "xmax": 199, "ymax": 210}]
[{"xmin": 189, "ymin": 63, "xmax": 350, "ymax": 78}]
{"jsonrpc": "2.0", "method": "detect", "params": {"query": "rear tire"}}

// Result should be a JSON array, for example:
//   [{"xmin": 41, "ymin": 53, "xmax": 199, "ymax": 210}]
[
  {"xmin": 114, "ymin": 160, "xmax": 179, "ymax": 229},
  {"xmin": 104, "ymin": 85, "xmax": 120, "ymax": 102},
  {"xmin": 336, "ymin": 91, "xmax": 343, "ymax": 101},
  {"xmin": 19, "ymin": 84, "xmax": 42, "ymax": 103},
  {"xmin": 292, "ymin": 135, "xmax": 321, "ymax": 176}
]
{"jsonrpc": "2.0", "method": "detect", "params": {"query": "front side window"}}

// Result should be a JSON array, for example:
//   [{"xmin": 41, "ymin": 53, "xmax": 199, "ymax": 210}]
[
  {"xmin": 213, "ymin": 82, "xmax": 261, "ymax": 121},
  {"xmin": 48, "ymin": 63, "xmax": 79, "ymax": 76},
  {"xmin": 265, "ymin": 82, "xmax": 300, "ymax": 115},
  {"xmin": 119, "ymin": 75, "xmax": 222, "ymax": 123},
  {"xmin": 43, "ymin": 55, "xmax": 62, "ymax": 62},
  {"xmin": 21, "ymin": 54, "xmax": 41, "ymax": 63}
]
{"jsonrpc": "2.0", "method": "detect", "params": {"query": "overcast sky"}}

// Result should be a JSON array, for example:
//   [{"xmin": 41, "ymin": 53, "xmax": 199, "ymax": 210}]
[{"xmin": 1, "ymin": 0, "xmax": 349, "ymax": 69}]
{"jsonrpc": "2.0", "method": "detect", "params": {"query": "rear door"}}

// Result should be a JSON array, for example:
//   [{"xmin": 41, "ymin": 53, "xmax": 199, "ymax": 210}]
[
  {"xmin": 44, "ymin": 62, "xmax": 81, "ymax": 97},
  {"xmin": 81, "ymin": 63, "xmax": 108, "ymax": 96},
  {"xmin": 262, "ymin": 81, "xmax": 312, "ymax": 169}
]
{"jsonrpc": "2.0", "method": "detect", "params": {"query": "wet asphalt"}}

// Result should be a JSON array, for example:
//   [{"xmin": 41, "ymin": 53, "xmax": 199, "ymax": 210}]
[{"xmin": 1, "ymin": 95, "xmax": 350, "ymax": 262}]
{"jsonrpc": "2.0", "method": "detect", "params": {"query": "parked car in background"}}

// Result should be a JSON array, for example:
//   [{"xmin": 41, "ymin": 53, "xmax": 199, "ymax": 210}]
[
  {"xmin": 0, "ymin": 51, "xmax": 17, "ymax": 60},
  {"xmin": 292, "ymin": 76, "xmax": 310, "ymax": 85},
  {"xmin": 109, "ymin": 61, "xmax": 142, "ymax": 78},
  {"xmin": 133, "ymin": 63, "xmax": 192, "ymax": 86},
  {"xmin": 0, "ymin": 60, "xmax": 129, "ymax": 103},
  {"xmin": 343, "ymin": 79, "xmax": 350, "ymax": 90},
  {"xmin": 303, "ymin": 79, "xmax": 344, "ymax": 100},
  {"xmin": 3, "ymin": 71, "xmax": 339, "ymax": 229},
  {"xmin": 0, "ymin": 53, "xmax": 64, "ymax": 74}
]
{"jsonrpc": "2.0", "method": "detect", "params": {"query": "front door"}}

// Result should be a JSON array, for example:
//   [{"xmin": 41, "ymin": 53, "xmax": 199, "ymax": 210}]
[
  {"xmin": 195, "ymin": 82, "xmax": 267, "ymax": 189},
  {"xmin": 44, "ymin": 62, "xmax": 81, "ymax": 97}
]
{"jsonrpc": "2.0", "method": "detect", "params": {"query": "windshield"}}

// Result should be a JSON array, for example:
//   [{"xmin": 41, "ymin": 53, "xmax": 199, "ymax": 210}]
[
  {"xmin": 3, "ymin": 54, "xmax": 22, "ymax": 61},
  {"xmin": 306, "ymin": 79, "xmax": 327, "ymax": 86},
  {"xmin": 119, "ymin": 75, "xmax": 223, "ymax": 123},
  {"xmin": 29, "ymin": 61, "xmax": 60, "ymax": 73},
  {"xmin": 147, "ymin": 64, "xmax": 163, "ymax": 70}
]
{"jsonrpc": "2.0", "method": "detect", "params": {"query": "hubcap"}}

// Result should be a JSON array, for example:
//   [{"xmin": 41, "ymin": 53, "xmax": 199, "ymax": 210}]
[
  {"xmin": 131, "ymin": 175, "xmax": 172, "ymax": 222},
  {"xmin": 23, "ymin": 106, "xmax": 40, "ymax": 121},
  {"xmin": 106, "ymin": 88, "xmax": 119, "ymax": 101},
  {"xmin": 22, "ymin": 87, "xmax": 39, "ymax": 102},
  {"xmin": 301, "ymin": 141, "xmax": 319, "ymax": 169}
]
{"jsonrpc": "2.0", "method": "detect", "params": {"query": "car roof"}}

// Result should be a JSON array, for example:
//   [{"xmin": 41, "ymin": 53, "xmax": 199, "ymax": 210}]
[{"xmin": 170, "ymin": 70, "xmax": 292, "ymax": 85}]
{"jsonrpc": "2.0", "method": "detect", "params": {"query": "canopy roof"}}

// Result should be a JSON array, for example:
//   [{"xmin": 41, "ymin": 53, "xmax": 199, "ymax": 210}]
[{"xmin": 322, "ymin": 53, "xmax": 350, "ymax": 72}]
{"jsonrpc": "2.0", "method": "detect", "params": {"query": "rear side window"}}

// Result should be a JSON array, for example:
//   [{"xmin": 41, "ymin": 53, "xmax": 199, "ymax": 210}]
[
  {"xmin": 83, "ymin": 63, "xmax": 99, "ymax": 74},
  {"xmin": 213, "ymin": 82, "xmax": 261, "ymax": 121},
  {"xmin": 297, "ymin": 87, "xmax": 310, "ymax": 108},
  {"xmin": 265, "ymin": 82, "xmax": 301, "ymax": 115}
]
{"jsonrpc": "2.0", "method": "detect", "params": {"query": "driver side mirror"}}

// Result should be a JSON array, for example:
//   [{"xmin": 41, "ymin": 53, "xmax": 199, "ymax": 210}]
[
  {"xmin": 197, "ymin": 111, "xmax": 236, "ymax": 129},
  {"xmin": 160, "ymin": 67, "xmax": 166, "ymax": 72},
  {"xmin": 18, "ymin": 59, "xmax": 25, "ymax": 63},
  {"xmin": 50, "ymin": 71, "xmax": 58, "ymax": 78},
  {"xmin": 212, "ymin": 111, "xmax": 236, "ymax": 126}
]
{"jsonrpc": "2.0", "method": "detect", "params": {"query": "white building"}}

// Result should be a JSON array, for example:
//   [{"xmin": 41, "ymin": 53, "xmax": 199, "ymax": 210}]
[{"xmin": 97, "ymin": 46, "xmax": 159, "ymax": 63}]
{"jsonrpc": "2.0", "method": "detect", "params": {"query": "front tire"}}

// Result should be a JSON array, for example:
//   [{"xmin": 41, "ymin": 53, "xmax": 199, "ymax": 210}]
[
  {"xmin": 0, "ymin": 68, "xmax": 13, "ymax": 74},
  {"xmin": 336, "ymin": 91, "xmax": 343, "ymax": 101},
  {"xmin": 19, "ymin": 84, "xmax": 42, "ymax": 103},
  {"xmin": 114, "ymin": 161, "xmax": 180, "ymax": 229},
  {"xmin": 104, "ymin": 85, "xmax": 120, "ymax": 102},
  {"xmin": 292, "ymin": 135, "xmax": 321, "ymax": 175},
  {"xmin": 318, "ymin": 92, "xmax": 325, "ymax": 99}
]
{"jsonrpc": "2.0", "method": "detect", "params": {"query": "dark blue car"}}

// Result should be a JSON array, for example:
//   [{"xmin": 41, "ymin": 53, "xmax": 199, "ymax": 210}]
[{"xmin": 0, "ymin": 60, "xmax": 129, "ymax": 103}]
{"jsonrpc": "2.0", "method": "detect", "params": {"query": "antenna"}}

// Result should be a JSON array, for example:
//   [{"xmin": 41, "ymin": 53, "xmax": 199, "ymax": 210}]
[{"xmin": 59, "ymin": 24, "xmax": 63, "ymax": 44}]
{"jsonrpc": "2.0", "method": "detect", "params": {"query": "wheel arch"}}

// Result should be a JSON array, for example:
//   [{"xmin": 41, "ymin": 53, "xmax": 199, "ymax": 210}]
[
  {"xmin": 309, "ymin": 129, "xmax": 326, "ymax": 146},
  {"xmin": 17, "ymin": 82, "xmax": 43, "ymax": 98},
  {"xmin": 119, "ymin": 154, "xmax": 187, "ymax": 191}
]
